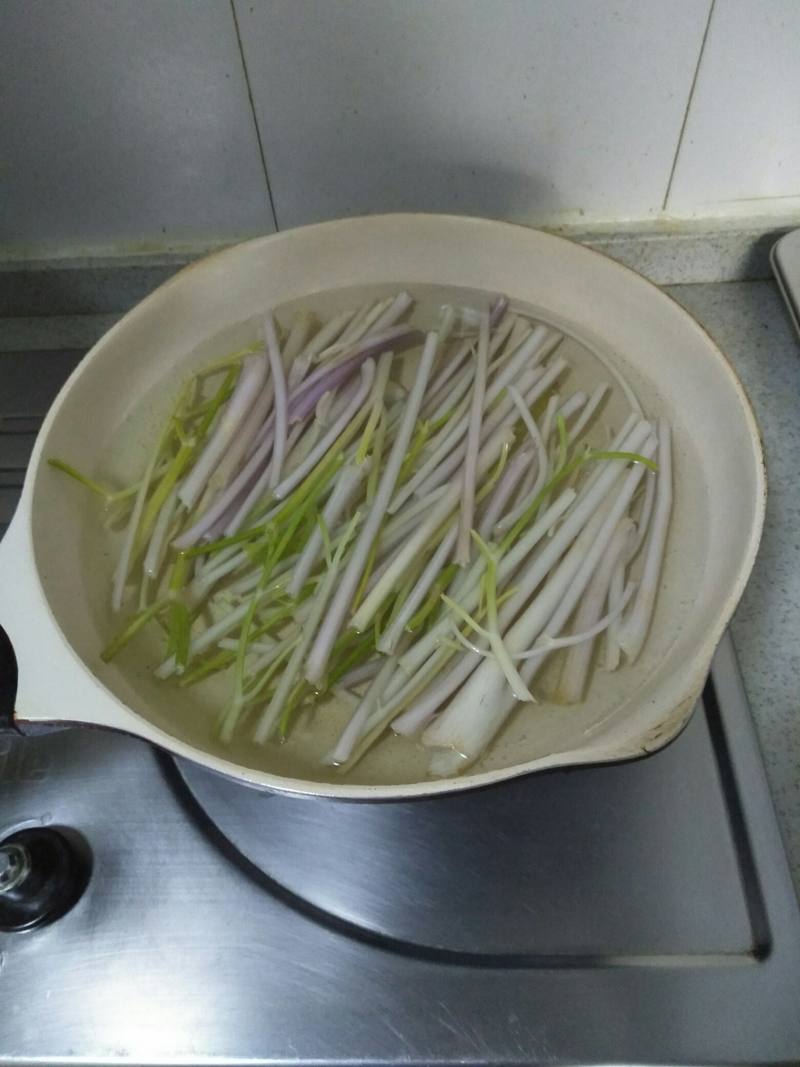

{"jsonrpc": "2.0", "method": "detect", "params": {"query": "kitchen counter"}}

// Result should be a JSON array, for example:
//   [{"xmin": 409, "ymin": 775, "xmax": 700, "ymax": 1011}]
[{"xmin": 2, "ymin": 249, "xmax": 799, "ymax": 892}]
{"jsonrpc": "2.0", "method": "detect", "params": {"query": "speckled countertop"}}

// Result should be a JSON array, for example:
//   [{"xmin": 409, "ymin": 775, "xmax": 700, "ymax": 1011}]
[{"xmin": 666, "ymin": 280, "xmax": 800, "ymax": 890}]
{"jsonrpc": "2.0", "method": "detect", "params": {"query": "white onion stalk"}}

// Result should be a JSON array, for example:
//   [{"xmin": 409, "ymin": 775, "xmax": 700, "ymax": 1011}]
[
  {"xmin": 409, "ymin": 359, "xmax": 563, "ymax": 503},
  {"xmin": 432, "ymin": 304, "xmax": 456, "ymax": 361},
  {"xmin": 556, "ymin": 582, "xmax": 637, "ymax": 698},
  {"xmin": 247, "ymin": 636, "xmax": 299, "ymax": 685},
  {"xmin": 494, "ymin": 423, "xmax": 653, "ymax": 634},
  {"xmin": 439, "ymin": 621, "xmax": 601, "ymax": 764},
  {"xmin": 422, "ymin": 311, "xmax": 509, "ymax": 418},
  {"xmin": 388, "ymin": 416, "xmax": 468, "ymax": 515},
  {"xmin": 360, "ymin": 292, "xmax": 416, "ymax": 337},
  {"xmin": 277, "ymin": 423, "xmax": 311, "ymax": 481},
  {"xmin": 412, "ymin": 360, "xmax": 554, "ymax": 511},
  {"xmin": 143, "ymin": 488, "xmax": 179, "ymax": 581},
  {"xmin": 424, "ymin": 364, "xmax": 475, "ymax": 428},
  {"xmin": 487, "ymin": 325, "xmax": 556, "ymax": 399},
  {"xmin": 630, "ymin": 464, "xmax": 657, "ymax": 557},
  {"xmin": 218, "ymin": 636, "xmax": 276, "ymax": 656},
  {"xmin": 304, "ymin": 331, "xmax": 440, "ymax": 686},
  {"xmin": 280, "ymin": 310, "xmax": 316, "ymax": 372},
  {"xmin": 255, "ymin": 511, "xmax": 361, "ymax": 743},
  {"xmin": 264, "ymin": 314, "xmax": 288, "ymax": 490},
  {"xmin": 173, "ymin": 395, "xmax": 279, "ymax": 549},
  {"xmin": 288, "ymin": 462, "xmax": 367, "ymax": 598},
  {"xmin": 282, "ymin": 418, "xmax": 322, "ymax": 475},
  {"xmin": 349, "ymin": 423, "xmax": 514, "ymax": 634},
  {"xmin": 366, "ymin": 290, "xmax": 414, "ymax": 334},
  {"xmin": 155, "ymin": 589, "xmax": 274, "ymax": 679},
  {"xmin": 334, "ymin": 644, "xmax": 455, "ymax": 766},
  {"xmin": 415, "ymin": 423, "xmax": 651, "ymax": 719},
  {"xmin": 288, "ymin": 309, "xmax": 355, "ymax": 389},
  {"xmin": 355, "ymin": 349, "xmax": 394, "ymax": 458},
  {"xmin": 424, "ymin": 313, "xmax": 515, "ymax": 420},
  {"xmin": 604, "ymin": 558, "xmax": 628, "ymax": 672},
  {"xmin": 486, "ymin": 316, "xmax": 532, "ymax": 377},
  {"xmin": 451, "ymin": 608, "xmax": 641, "ymax": 660},
  {"xmin": 338, "ymin": 297, "xmax": 394, "ymax": 346},
  {"xmin": 539, "ymin": 393, "xmax": 560, "ymax": 450},
  {"xmin": 616, "ymin": 419, "xmax": 672, "ymax": 663},
  {"xmin": 478, "ymin": 447, "xmax": 531, "ymax": 538},
  {"xmin": 389, "ymin": 328, "xmax": 558, "ymax": 514},
  {"xmin": 390, "ymin": 488, "xmax": 579, "ymax": 737},
  {"xmin": 190, "ymin": 546, "xmax": 250, "ymax": 599},
  {"xmin": 325, "ymin": 655, "xmax": 400, "ymax": 766},
  {"xmin": 604, "ymin": 466, "xmax": 655, "ymax": 670},
  {"xmin": 575, "ymin": 412, "xmax": 638, "ymax": 503},
  {"xmin": 553, "ymin": 518, "xmax": 636, "ymax": 701},
  {"xmin": 338, "ymin": 660, "xmax": 382, "ymax": 690},
  {"xmin": 456, "ymin": 311, "xmax": 490, "ymax": 564},
  {"xmin": 423, "ymin": 341, "xmax": 474, "ymax": 414},
  {"xmin": 557, "ymin": 390, "xmax": 588, "ymax": 424},
  {"xmin": 471, "ymin": 535, "xmax": 535, "ymax": 701},
  {"xmin": 111, "ymin": 444, "xmax": 161, "ymax": 611},
  {"xmin": 204, "ymin": 360, "xmax": 290, "ymax": 542},
  {"xmin": 421, "ymin": 503, "xmax": 609, "ymax": 762},
  {"xmin": 195, "ymin": 542, "xmax": 239, "ymax": 579},
  {"xmin": 377, "ymin": 525, "xmax": 459, "ymax": 654},
  {"xmin": 390, "ymin": 652, "xmax": 478, "ymax": 738},
  {"xmin": 503, "ymin": 385, "xmax": 549, "ymax": 507},
  {"xmin": 395, "ymin": 485, "xmax": 579, "ymax": 687},
  {"xmin": 422, "ymin": 433, "xmax": 656, "ymax": 768},
  {"xmin": 388, "ymin": 384, "xmax": 483, "ymax": 514},
  {"xmin": 210, "ymin": 382, "xmax": 273, "ymax": 489},
  {"xmin": 221, "ymin": 360, "xmax": 371, "ymax": 538},
  {"xmin": 226, "ymin": 553, "xmax": 297, "ymax": 597},
  {"xmin": 272, "ymin": 361, "xmax": 375, "ymax": 500},
  {"xmin": 394, "ymin": 558, "xmax": 487, "ymax": 679},
  {"xmin": 380, "ymin": 486, "xmax": 450, "ymax": 549},
  {"xmin": 178, "ymin": 354, "xmax": 268, "ymax": 511},
  {"xmin": 310, "ymin": 300, "xmax": 398, "ymax": 373},
  {"xmin": 568, "ymin": 383, "xmax": 608, "ymax": 443}
]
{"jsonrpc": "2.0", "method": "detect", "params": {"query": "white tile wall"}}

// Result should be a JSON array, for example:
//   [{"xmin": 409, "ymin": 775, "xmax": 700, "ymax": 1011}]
[
  {"xmin": 667, "ymin": 0, "xmax": 800, "ymax": 218},
  {"xmin": 235, "ymin": 0, "xmax": 711, "ymax": 229},
  {"xmin": 1, "ymin": 0, "xmax": 797, "ymax": 253},
  {"xmin": 0, "ymin": 0, "xmax": 274, "ymax": 253}
]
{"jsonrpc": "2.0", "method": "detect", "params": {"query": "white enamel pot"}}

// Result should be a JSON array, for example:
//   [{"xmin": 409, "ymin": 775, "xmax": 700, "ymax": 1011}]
[{"xmin": 0, "ymin": 215, "xmax": 766, "ymax": 799}]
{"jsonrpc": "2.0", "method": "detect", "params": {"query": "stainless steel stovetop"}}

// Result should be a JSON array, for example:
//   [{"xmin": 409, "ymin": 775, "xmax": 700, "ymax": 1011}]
[
  {"xmin": 2, "ymin": 292, "xmax": 800, "ymax": 1065},
  {"xmin": 1, "ymin": 636, "xmax": 799, "ymax": 1065}
]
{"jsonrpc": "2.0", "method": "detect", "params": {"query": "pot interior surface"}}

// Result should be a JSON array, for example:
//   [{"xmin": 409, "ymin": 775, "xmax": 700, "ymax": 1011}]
[{"xmin": 24, "ymin": 219, "xmax": 762, "ymax": 792}]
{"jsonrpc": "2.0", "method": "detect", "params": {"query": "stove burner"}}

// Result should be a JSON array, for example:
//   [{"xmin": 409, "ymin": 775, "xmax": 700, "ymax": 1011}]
[
  {"xmin": 0, "ymin": 827, "xmax": 91, "ymax": 932},
  {"xmin": 175, "ymin": 703, "xmax": 755, "ymax": 960}
]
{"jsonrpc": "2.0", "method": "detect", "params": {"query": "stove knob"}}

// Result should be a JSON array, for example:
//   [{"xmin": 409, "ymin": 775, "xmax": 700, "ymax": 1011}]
[{"xmin": 0, "ymin": 828, "xmax": 91, "ymax": 932}]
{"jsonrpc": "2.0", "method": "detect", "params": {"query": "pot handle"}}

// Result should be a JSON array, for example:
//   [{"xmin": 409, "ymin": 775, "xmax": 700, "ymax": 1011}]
[
  {"xmin": 0, "ymin": 623, "xmax": 18, "ymax": 732},
  {"xmin": 0, "ymin": 515, "xmax": 167, "ymax": 743}
]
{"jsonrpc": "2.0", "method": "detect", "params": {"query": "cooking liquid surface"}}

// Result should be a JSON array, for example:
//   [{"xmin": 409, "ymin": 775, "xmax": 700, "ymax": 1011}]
[{"xmin": 78, "ymin": 283, "xmax": 707, "ymax": 786}]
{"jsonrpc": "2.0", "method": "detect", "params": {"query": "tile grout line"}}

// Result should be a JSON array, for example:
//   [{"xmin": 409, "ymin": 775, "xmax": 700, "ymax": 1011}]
[
  {"xmin": 661, "ymin": 0, "xmax": 717, "ymax": 212},
  {"xmin": 230, "ymin": 0, "xmax": 280, "ymax": 232}
]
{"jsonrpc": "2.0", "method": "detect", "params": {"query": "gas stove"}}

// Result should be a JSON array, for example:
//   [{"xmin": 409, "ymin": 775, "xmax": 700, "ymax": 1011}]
[
  {"xmin": 1, "ymin": 634, "xmax": 799, "ymax": 1065},
  {"xmin": 2, "ymin": 285, "xmax": 800, "ymax": 1066}
]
